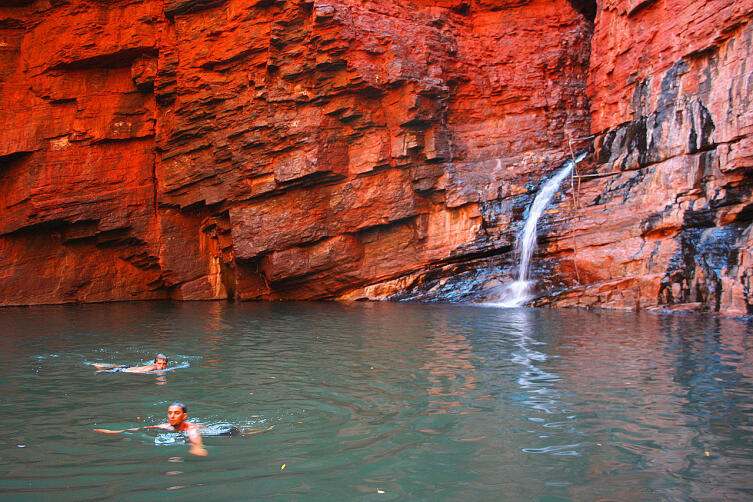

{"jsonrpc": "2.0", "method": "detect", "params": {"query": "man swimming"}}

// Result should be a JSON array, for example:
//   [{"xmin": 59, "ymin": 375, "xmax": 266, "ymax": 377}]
[
  {"xmin": 92, "ymin": 354, "xmax": 168, "ymax": 373},
  {"xmin": 94, "ymin": 402, "xmax": 208, "ymax": 456}
]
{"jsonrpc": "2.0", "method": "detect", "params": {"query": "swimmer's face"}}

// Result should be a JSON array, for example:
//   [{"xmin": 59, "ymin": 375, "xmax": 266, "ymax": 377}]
[
  {"xmin": 167, "ymin": 405, "xmax": 186, "ymax": 426},
  {"xmin": 155, "ymin": 358, "xmax": 167, "ymax": 370}
]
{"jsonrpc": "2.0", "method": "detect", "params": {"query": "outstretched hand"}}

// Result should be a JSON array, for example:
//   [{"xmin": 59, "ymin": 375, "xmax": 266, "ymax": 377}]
[
  {"xmin": 94, "ymin": 426, "xmax": 208, "ymax": 456},
  {"xmin": 93, "ymin": 427, "xmax": 141, "ymax": 434}
]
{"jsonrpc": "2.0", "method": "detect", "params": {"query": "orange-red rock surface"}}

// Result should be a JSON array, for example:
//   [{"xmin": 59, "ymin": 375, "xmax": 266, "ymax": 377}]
[
  {"xmin": 0, "ymin": 0, "xmax": 751, "ymax": 315},
  {"xmin": 536, "ymin": 0, "xmax": 753, "ymax": 316}
]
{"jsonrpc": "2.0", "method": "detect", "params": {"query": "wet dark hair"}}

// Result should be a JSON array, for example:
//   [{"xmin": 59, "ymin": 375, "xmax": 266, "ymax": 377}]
[
  {"xmin": 155, "ymin": 354, "xmax": 168, "ymax": 363},
  {"xmin": 170, "ymin": 402, "xmax": 187, "ymax": 413}
]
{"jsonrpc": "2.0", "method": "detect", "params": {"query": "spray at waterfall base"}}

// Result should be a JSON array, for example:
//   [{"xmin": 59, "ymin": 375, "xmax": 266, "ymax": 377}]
[
  {"xmin": 377, "ymin": 154, "xmax": 588, "ymax": 305},
  {"xmin": 485, "ymin": 154, "xmax": 586, "ymax": 307}
]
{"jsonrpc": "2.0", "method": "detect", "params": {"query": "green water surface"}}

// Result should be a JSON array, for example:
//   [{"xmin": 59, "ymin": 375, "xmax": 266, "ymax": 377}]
[{"xmin": 0, "ymin": 302, "xmax": 752, "ymax": 501}]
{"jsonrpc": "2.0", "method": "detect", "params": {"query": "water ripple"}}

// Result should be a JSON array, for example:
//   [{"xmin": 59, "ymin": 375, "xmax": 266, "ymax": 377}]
[{"xmin": 0, "ymin": 303, "xmax": 751, "ymax": 500}]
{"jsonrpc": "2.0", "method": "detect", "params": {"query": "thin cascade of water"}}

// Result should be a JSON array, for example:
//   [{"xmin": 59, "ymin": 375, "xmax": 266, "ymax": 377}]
[{"xmin": 487, "ymin": 153, "xmax": 587, "ymax": 307}]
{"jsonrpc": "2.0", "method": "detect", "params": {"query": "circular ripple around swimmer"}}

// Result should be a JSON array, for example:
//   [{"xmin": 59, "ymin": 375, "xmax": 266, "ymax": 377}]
[
  {"xmin": 205, "ymin": 376, "xmax": 433, "ymax": 485},
  {"xmin": 184, "ymin": 340, "xmax": 441, "ymax": 493}
]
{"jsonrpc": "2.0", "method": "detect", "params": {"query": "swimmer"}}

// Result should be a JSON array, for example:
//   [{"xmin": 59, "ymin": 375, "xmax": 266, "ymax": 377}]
[
  {"xmin": 91, "ymin": 354, "xmax": 168, "ymax": 373},
  {"xmin": 94, "ymin": 402, "xmax": 208, "ymax": 456}
]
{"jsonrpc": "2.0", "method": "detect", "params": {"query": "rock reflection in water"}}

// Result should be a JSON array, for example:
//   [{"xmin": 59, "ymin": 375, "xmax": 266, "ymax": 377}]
[{"xmin": 422, "ymin": 320, "xmax": 478, "ymax": 415}]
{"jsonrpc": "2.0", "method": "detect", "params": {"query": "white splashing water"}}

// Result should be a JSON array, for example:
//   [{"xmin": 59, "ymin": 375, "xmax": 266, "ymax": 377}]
[{"xmin": 487, "ymin": 153, "xmax": 587, "ymax": 307}]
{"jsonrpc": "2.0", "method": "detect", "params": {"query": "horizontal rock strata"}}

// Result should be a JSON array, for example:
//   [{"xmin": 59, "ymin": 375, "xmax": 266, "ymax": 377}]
[
  {"xmin": 536, "ymin": 0, "xmax": 753, "ymax": 315},
  {"xmin": 0, "ymin": 0, "xmax": 590, "ymax": 305},
  {"xmin": 1, "ymin": 0, "xmax": 751, "ymax": 315}
]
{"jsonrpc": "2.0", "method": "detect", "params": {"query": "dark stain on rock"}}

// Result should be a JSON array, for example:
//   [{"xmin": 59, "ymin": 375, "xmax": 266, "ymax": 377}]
[
  {"xmin": 659, "ymin": 224, "xmax": 744, "ymax": 310},
  {"xmin": 710, "ymin": 183, "xmax": 753, "ymax": 210},
  {"xmin": 630, "ymin": 116, "xmax": 651, "ymax": 168},
  {"xmin": 567, "ymin": 0, "xmax": 597, "ymax": 22},
  {"xmin": 683, "ymin": 206, "xmax": 716, "ymax": 229},
  {"xmin": 732, "ymin": 202, "xmax": 753, "ymax": 224},
  {"xmin": 595, "ymin": 128, "xmax": 616, "ymax": 165},
  {"xmin": 688, "ymin": 100, "xmax": 716, "ymax": 153},
  {"xmin": 631, "ymin": 77, "xmax": 651, "ymax": 118},
  {"xmin": 658, "ymin": 60, "xmax": 688, "ymax": 111},
  {"xmin": 618, "ymin": 168, "xmax": 648, "ymax": 203}
]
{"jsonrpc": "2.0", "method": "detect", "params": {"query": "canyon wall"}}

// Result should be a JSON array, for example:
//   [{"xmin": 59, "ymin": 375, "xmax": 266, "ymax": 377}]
[
  {"xmin": 538, "ymin": 0, "xmax": 753, "ymax": 316},
  {"xmin": 0, "ymin": 0, "xmax": 751, "ymax": 315}
]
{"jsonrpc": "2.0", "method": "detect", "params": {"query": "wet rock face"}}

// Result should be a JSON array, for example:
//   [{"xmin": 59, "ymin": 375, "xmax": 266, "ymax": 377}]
[
  {"xmin": 0, "ymin": 0, "xmax": 750, "ymax": 315},
  {"xmin": 538, "ymin": 0, "xmax": 753, "ymax": 315},
  {"xmin": 0, "ymin": 0, "xmax": 590, "ymax": 305}
]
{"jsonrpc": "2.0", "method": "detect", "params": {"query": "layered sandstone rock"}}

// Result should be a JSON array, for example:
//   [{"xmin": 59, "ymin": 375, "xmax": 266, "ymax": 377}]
[
  {"xmin": 0, "ymin": 0, "xmax": 590, "ymax": 305},
  {"xmin": 535, "ymin": 0, "xmax": 753, "ymax": 316},
  {"xmin": 0, "ymin": 0, "xmax": 750, "ymax": 315},
  {"xmin": 377, "ymin": 0, "xmax": 753, "ymax": 317}
]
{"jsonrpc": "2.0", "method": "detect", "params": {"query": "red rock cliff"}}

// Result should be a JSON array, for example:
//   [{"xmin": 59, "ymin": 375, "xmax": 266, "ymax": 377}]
[
  {"xmin": 0, "ymin": 0, "xmax": 750, "ymax": 315},
  {"xmin": 540, "ymin": 0, "xmax": 753, "ymax": 316}
]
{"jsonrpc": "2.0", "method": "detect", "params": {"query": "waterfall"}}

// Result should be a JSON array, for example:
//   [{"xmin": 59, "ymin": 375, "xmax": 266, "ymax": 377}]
[{"xmin": 487, "ymin": 153, "xmax": 586, "ymax": 307}]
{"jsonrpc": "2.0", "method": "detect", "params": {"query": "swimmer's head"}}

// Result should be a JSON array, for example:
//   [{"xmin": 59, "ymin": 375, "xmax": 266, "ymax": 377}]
[
  {"xmin": 167, "ymin": 402, "xmax": 187, "ymax": 426},
  {"xmin": 170, "ymin": 401, "xmax": 186, "ymax": 413},
  {"xmin": 154, "ymin": 354, "xmax": 168, "ymax": 370}
]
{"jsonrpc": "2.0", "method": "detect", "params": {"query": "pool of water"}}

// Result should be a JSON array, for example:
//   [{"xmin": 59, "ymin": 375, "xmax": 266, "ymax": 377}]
[{"xmin": 1, "ymin": 302, "xmax": 752, "ymax": 501}]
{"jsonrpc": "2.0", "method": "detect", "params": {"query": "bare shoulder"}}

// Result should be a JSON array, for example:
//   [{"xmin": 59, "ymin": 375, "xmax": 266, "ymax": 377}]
[{"xmin": 185, "ymin": 422, "xmax": 203, "ymax": 436}]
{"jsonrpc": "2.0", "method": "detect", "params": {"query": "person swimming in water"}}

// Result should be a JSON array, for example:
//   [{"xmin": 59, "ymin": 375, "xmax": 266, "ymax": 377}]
[
  {"xmin": 94, "ymin": 402, "xmax": 208, "ymax": 456},
  {"xmin": 92, "ymin": 354, "xmax": 168, "ymax": 373}
]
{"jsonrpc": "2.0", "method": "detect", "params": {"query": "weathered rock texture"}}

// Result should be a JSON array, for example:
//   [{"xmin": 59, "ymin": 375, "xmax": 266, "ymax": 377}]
[
  {"xmin": 0, "ymin": 0, "xmax": 751, "ymax": 315},
  {"xmin": 536, "ymin": 0, "xmax": 753, "ymax": 316}
]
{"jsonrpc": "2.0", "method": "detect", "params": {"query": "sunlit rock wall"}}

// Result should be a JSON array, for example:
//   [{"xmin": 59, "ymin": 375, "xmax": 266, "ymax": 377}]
[
  {"xmin": 537, "ymin": 0, "xmax": 753, "ymax": 316},
  {"xmin": 1, "ymin": 0, "xmax": 750, "ymax": 315},
  {"xmin": 0, "ymin": 0, "xmax": 591, "ymax": 305}
]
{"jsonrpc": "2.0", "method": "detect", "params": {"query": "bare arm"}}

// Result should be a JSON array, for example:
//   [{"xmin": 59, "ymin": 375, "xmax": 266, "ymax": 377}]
[
  {"xmin": 91, "ymin": 363, "xmax": 125, "ymax": 370},
  {"xmin": 94, "ymin": 424, "xmax": 167, "ymax": 434},
  {"xmin": 187, "ymin": 425, "xmax": 207, "ymax": 456},
  {"xmin": 122, "ymin": 364, "xmax": 157, "ymax": 373},
  {"xmin": 94, "ymin": 427, "xmax": 142, "ymax": 434}
]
